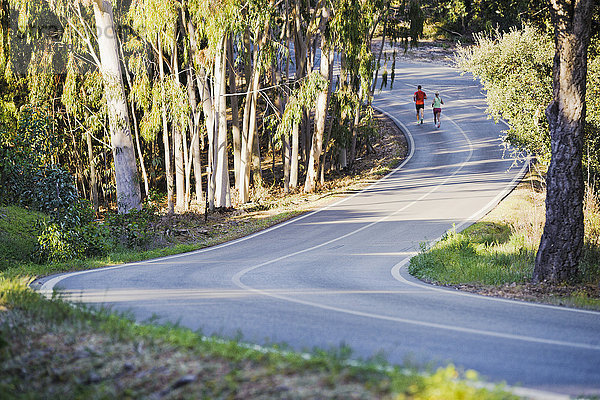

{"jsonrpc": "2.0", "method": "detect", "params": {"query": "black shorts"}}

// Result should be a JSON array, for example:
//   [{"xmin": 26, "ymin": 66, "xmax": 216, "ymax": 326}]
[{"xmin": 416, "ymin": 103, "xmax": 424, "ymax": 111}]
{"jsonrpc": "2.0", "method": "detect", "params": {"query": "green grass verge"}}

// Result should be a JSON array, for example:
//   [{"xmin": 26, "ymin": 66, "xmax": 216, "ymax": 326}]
[
  {"xmin": 409, "ymin": 224, "xmax": 535, "ymax": 286},
  {"xmin": 408, "ymin": 171, "xmax": 600, "ymax": 310},
  {"xmin": 0, "ymin": 278, "xmax": 517, "ymax": 399},
  {"xmin": 0, "ymin": 210, "xmax": 303, "ymax": 280}
]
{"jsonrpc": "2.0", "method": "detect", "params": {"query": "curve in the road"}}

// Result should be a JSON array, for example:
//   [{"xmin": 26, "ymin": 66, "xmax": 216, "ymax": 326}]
[{"xmin": 36, "ymin": 61, "xmax": 600, "ymax": 397}]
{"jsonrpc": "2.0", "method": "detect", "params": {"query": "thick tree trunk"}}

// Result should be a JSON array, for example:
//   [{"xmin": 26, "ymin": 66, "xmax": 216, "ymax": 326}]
[
  {"xmin": 290, "ymin": 121, "xmax": 299, "ymax": 188},
  {"xmin": 196, "ymin": 66, "xmax": 215, "ymax": 210},
  {"xmin": 118, "ymin": 33, "xmax": 149, "ymax": 199},
  {"xmin": 172, "ymin": 39, "xmax": 186, "ymax": 212},
  {"xmin": 239, "ymin": 10, "xmax": 271, "ymax": 203},
  {"xmin": 92, "ymin": 0, "xmax": 141, "ymax": 213},
  {"xmin": 534, "ymin": 0, "xmax": 594, "ymax": 283},
  {"xmin": 186, "ymin": 64, "xmax": 203, "ymax": 206}
]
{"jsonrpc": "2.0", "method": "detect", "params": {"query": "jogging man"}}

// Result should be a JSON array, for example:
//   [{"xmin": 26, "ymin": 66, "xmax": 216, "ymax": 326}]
[
  {"xmin": 432, "ymin": 92, "xmax": 444, "ymax": 128},
  {"xmin": 413, "ymin": 85, "xmax": 427, "ymax": 124}
]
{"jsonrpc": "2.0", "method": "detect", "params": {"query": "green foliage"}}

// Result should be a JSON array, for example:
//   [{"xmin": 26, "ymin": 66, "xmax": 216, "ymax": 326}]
[
  {"xmin": 0, "ymin": 206, "xmax": 45, "ymax": 269},
  {"xmin": 456, "ymin": 27, "xmax": 554, "ymax": 161},
  {"xmin": 457, "ymin": 26, "xmax": 600, "ymax": 178},
  {"xmin": 35, "ymin": 199, "xmax": 110, "ymax": 263},
  {"xmin": 423, "ymin": 0, "xmax": 550, "ymax": 38},
  {"xmin": 105, "ymin": 206, "xmax": 158, "ymax": 250},
  {"xmin": 0, "ymin": 105, "xmax": 65, "ymax": 208}
]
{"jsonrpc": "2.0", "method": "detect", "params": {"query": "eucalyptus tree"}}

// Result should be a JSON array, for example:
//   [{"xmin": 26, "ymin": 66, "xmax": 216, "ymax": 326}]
[
  {"xmin": 303, "ymin": 2, "xmax": 332, "ymax": 193},
  {"xmin": 188, "ymin": 0, "xmax": 242, "ymax": 208},
  {"xmin": 6, "ymin": 0, "xmax": 142, "ymax": 213},
  {"xmin": 128, "ymin": 0, "xmax": 182, "ymax": 214},
  {"xmin": 83, "ymin": 0, "xmax": 141, "ymax": 213}
]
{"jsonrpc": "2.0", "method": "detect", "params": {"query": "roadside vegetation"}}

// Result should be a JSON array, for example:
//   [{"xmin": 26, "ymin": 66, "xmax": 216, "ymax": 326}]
[
  {"xmin": 0, "ymin": 278, "xmax": 517, "ymax": 399},
  {"xmin": 409, "ymin": 166, "xmax": 600, "ymax": 310}
]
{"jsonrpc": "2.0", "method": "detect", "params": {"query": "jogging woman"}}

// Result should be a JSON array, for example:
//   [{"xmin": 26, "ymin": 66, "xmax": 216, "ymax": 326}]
[{"xmin": 432, "ymin": 92, "xmax": 444, "ymax": 128}]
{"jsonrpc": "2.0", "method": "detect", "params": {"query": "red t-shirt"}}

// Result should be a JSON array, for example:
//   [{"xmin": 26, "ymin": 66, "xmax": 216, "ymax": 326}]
[{"xmin": 414, "ymin": 90, "xmax": 426, "ymax": 105}]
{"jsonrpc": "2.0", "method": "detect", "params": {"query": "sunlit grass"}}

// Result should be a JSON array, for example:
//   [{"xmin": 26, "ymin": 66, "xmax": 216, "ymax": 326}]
[
  {"xmin": 0, "ymin": 278, "xmax": 517, "ymax": 399},
  {"xmin": 409, "ymin": 168, "xmax": 600, "ymax": 309}
]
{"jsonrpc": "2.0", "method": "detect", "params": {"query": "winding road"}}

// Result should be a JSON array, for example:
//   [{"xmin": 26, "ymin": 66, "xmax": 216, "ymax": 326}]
[{"xmin": 36, "ymin": 61, "xmax": 600, "ymax": 398}]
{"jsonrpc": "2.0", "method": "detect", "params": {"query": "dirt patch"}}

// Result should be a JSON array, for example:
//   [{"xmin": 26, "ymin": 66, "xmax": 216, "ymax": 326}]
[{"xmin": 448, "ymin": 282, "xmax": 600, "ymax": 306}]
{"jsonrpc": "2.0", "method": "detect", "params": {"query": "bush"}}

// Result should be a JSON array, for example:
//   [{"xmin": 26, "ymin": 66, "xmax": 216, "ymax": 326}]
[
  {"xmin": 105, "ymin": 206, "xmax": 158, "ymax": 250},
  {"xmin": 34, "ymin": 199, "xmax": 110, "ymax": 263},
  {"xmin": 0, "ymin": 206, "xmax": 46, "ymax": 269}
]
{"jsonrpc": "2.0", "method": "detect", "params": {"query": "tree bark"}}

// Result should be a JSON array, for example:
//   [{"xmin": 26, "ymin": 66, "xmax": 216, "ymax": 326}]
[
  {"xmin": 158, "ymin": 34, "xmax": 174, "ymax": 215},
  {"xmin": 228, "ymin": 35, "xmax": 241, "ymax": 191},
  {"xmin": 213, "ymin": 35, "xmax": 232, "ymax": 208},
  {"xmin": 239, "ymin": 8, "xmax": 272, "ymax": 203},
  {"xmin": 290, "ymin": 121, "xmax": 300, "ymax": 188},
  {"xmin": 173, "ymin": 37, "xmax": 186, "ymax": 212},
  {"xmin": 304, "ymin": 7, "xmax": 332, "ymax": 193},
  {"xmin": 534, "ymin": 0, "xmax": 594, "ymax": 283},
  {"xmin": 91, "ymin": 0, "xmax": 141, "ymax": 213}
]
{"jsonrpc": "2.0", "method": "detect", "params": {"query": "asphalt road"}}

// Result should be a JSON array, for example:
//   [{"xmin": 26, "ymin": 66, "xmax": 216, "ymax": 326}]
[{"xmin": 36, "ymin": 61, "xmax": 600, "ymax": 398}]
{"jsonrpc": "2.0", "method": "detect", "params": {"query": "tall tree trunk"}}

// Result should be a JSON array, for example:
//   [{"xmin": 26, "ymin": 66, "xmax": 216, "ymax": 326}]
[
  {"xmin": 214, "ymin": 35, "xmax": 231, "ymax": 208},
  {"xmin": 197, "ymin": 66, "xmax": 215, "ymax": 210},
  {"xmin": 172, "ymin": 37, "xmax": 186, "ymax": 212},
  {"xmin": 304, "ymin": 8, "xmax": 332, "ymax": 193},
  {"xmin": 186, "ymin": 63, "xmax": 203, "ymax": 206},
  {"xmin": 119, "ymin": 33, "xmax": 150, "ymax": 199},
  {"xmin": 228, "ymin": 35, "xmax": 241, "ymax": 191},
  {"xmin": 184, "ymin": 16, "xmax": 207, "ymax": 206},
  {"xmin": 158, "ymin": 34, "xmax": 174, "ymax": 215},
  {"xmin": 534, "ymin": 0, "xmax": 594, "ymax": 283},
  {"xmin": 91, "ymin": 0, "xmax": 141, "ymax": 213},
  {"xmin": 239, "ymin": 9, "xmax": 272, "ymax": 203}
]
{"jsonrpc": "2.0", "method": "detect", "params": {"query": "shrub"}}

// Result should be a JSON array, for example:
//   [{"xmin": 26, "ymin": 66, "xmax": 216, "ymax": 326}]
[
  {"xmin": 105, "ymin": 206, "xmax": 158, "ymax": 250},
  {"xmin": 34, "ymin": 199, "xmax": 110, "ymax": 263}
]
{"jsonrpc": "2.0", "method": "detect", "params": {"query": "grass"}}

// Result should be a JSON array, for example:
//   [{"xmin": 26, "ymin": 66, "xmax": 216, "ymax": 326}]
[
  {"xmin": 0, "ymin": 278, "xmax": 517, "ymax": 399},
  {"xmin": 0, "ymin": 210, "xmax": 304, "ymax": 280},
  {"xmin": 409, "ymin": 168, "xmax": 600, "ymax": 310}
]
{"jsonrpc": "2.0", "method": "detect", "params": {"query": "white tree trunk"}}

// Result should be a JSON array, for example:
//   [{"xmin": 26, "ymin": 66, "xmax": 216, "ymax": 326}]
[
  {"xmin": 197, "ymin": 66, "xmax": 215, "ymax": 210},
  {"xmin": 304, "ymin": 9, "xmax": 332, "ymax": 193},
  {"xmin": 213, "ymin": 36, "xmax": 231, "ymax": 208},
  {"xmin": 92, "ymin": 0, "xmax": 141, "ymax": 213},
  {"xmin": 173, "ymin": 40, "xmax": 186, "ymax": 211},
  {"xmin": 158, "ymin": 35, "xmax": 174, "ymax": 215},
  {"xmin": 228, "ymin": 36, "xmax": 241, "ymax": 192}
]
